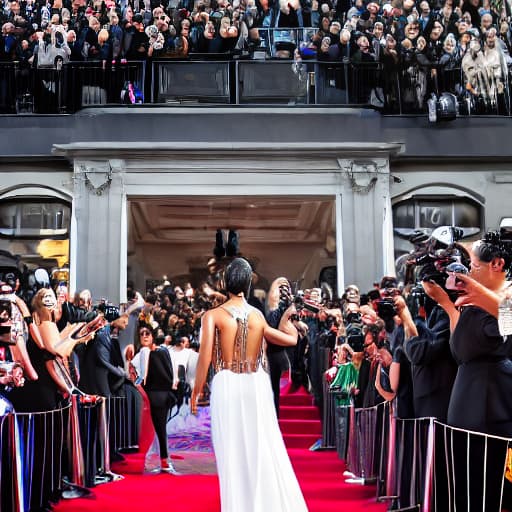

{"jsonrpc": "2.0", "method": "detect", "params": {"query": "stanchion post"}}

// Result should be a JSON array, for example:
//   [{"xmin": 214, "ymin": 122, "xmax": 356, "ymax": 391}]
[
  {"xmin": 68, "ymin": 394, "xmax": 86, "ymax": 488},
  {"xmin": 385, "ymin": 400, "xmax": 396, "ymax": 499},
  {"xmin": 422, "ymin": 418, "xmax": 435, "ymax": 512}
]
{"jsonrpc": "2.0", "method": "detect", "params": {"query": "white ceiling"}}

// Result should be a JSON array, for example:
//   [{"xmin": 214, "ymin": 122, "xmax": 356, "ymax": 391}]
[{"xmin": 127, "ymin": 196, "xmax": 336, "ymax": 288}]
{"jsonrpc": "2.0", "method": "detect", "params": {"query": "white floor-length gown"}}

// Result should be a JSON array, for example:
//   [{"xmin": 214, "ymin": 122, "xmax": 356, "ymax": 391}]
[{"xmin": 209, "ymin": 304, "xmax": 308, "ymax": 512}]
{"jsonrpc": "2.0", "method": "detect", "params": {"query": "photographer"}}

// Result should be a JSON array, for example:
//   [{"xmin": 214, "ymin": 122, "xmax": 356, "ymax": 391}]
[
  {"xmin": 395, "ymin": 281, "xmax": 457, "ymax": 422},
  {"xmin": 424, "ymin": 231, "xmax": 512, "ymax": 510},
  {"xmin": 375, "ymin": 276, "xmax": 404, "ymax": 352},
  {"xmin": 266, "ymin": 277, "xmax": 294, "ymax": 416},
  {"xmin": 428, "ymin": 232, "xmax": 512, "ymax": 438}
]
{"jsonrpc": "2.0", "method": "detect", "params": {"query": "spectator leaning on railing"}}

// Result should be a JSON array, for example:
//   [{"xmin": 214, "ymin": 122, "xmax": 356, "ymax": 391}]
[{"xmin": 0, "ymin": 0, "xmax": 511, "ymax": 113}]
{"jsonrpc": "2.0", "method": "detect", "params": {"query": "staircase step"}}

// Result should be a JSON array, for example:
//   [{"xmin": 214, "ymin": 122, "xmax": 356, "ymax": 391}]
[
  {"xmin": 280, "ymin": 405, "xmax": 320, "ymax": 420},
  {"xmin": 279, "ymin": 419, "xmax": 322, "ymax": 436},
  {"xmin": 283, "ymin": 433, "xmax": 320, "ymax": 449},
  {"xmin": 280, "ymin": 394, "xmax": 314, "ymax": 407}
]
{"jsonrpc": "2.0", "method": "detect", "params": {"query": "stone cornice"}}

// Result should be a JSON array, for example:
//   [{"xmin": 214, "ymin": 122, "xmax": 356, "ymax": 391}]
[{"xmin": 53, "ymin": 142, "xmax": 404, "ymax": 160}]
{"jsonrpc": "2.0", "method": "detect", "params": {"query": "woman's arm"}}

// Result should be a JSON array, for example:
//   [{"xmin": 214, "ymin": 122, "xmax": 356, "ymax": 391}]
[
  {"xmin": 191, "ymin": 310, "xmax": 215, "ymax": 414},
  {"xmin": 375, "ymin": 362, "xmax": 398, "ymax": 402},
  {"xmin": 263, "ymin": 307, "xmax": 298, "ymax": 347},
  {"xmin": 453, "ymin": 273, "xmax": 502, "ymax": 318},
  {"xmin": 422, "ymin": 281, "xmax": 460, "ymax": 331}
]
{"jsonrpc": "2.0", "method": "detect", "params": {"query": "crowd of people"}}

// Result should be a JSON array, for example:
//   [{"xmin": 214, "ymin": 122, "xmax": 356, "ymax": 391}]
[
  {"xmin": 1, "ymin": 0, "xmax": 512, "ymax": 111},
  {"xmin": 1, "ymin": 222, "xmax": 512, "ymax": 509}
]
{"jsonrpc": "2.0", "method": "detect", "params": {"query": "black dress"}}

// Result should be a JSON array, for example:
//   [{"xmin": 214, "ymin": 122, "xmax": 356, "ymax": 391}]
[
  {"xmin": 445, "ymin": 306, "xmax": 512, "ymax": 510},
  {"xmin": 144, "ymin": 347, "xmax": 176, "ymax": 459},
  {"xmin": 448, "ymin": 306, "xmax": 512, "ymax": 437},
  {"xmin": 404, "ymin": 305, "xmax": 457, "ymax": 423},
  {"xmin": 8, "ymin": 337, "xmax": 61, "ymax": 413}
]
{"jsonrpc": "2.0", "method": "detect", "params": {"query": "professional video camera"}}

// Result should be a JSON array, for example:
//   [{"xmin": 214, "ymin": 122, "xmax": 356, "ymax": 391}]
[{"xmin": 404, "ymin": 226, "xmax": 470, "ymax": 315}]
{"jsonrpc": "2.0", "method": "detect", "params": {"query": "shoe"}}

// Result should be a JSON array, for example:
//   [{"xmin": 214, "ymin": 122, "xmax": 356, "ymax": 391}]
[
  {"xmin": 161, "ymin": 459, "xmax": 180, "ymax": 475},
  {"xmin": 345, "ymin": 477, "xmax": 365, "ymax": 485}
]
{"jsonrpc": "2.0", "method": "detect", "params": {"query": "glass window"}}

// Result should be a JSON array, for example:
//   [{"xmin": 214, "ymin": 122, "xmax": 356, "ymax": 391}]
[
  {"xmin": 393, "ymin": 197, "xmax": 482, "ymax": 233},
  {"xmin": 393, "ymin": 195, "xmax": 483, "ymax": 258},
  {"xmin": 0, "ymin": 199, "xmax": 70, "ymax": 238},
  {"xmin": 0, "ymin": 198, "xmax": 71, "ymax": 288},
  {"xmin": 393, "ymin": 201, "xmax": 415, "ymax": 229}
]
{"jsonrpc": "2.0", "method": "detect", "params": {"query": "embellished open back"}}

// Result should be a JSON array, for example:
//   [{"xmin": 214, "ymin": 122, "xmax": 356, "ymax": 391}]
[{"xmin": 212, "ymin": 302, "xmax": 266, "ymax": 374}]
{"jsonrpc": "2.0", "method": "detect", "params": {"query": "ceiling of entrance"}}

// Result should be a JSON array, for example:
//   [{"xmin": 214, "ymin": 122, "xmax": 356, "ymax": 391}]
[
  {"xmin": 128, "ymin": 196, "xmax": 336, "ymax": 287},
  {"xmin": 129, "ymin": 196, "xmax": 335, "ymax": 245}
]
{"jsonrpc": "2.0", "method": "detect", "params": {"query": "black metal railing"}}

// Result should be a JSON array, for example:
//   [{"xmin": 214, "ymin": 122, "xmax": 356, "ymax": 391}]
[{"xmin": 1, "ymin": 59, "xmax": 512, "ymax": 115}]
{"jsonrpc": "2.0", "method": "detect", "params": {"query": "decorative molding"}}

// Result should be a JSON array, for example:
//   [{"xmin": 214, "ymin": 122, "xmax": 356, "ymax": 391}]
[
  {"xmin": 338, "ymin": 159, "xmax": 389, "ymax": 194},
  {"xmin": 75, "ymin": 161, "xmax": 117, "ymax": 196}
]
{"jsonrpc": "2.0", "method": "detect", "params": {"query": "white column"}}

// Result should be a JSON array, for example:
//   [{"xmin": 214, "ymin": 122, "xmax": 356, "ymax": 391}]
[
  {"xmin": 73, "ymin": 159, "xmax": 126, "ymax": 304},
  {"xmin": 69, "ymin": 200, "xmax": 78, "ymax": 298},
  {"xmin": 382, "ymin": 192, "xmax": 396, "ymax": 277},
  {"xmin": 335, "ymin": 192, "xmax": 345, "ymax": 296},
  {"xmin": 119, "ymin": 186, "xmax": 128, "ymax": 304}
]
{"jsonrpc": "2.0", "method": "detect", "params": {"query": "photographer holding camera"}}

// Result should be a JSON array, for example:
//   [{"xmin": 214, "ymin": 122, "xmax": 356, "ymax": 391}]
[
  {"xmin": 265, "ymin": 277, "xmax": 296, "ymax": 416},
  {"xmin": 394, "ymin": 276, "xmax": 457, "ymax": 422},
  {"xmin": 420, "ymin": 230, "xmax": 512, "ymax": 510},
  {"xmin": 427, "ymin": 232, "xmax": 512, "ymax": 438}
]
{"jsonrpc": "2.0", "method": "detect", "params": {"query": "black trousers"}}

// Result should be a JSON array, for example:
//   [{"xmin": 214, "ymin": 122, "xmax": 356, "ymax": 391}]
[
  {"xmin": 145, "ymin": 390, "xmax": 176, "ymax": 459},
  {"xmin": 267, "ymin": 348, "xmax": 289, "ymax": 418}
]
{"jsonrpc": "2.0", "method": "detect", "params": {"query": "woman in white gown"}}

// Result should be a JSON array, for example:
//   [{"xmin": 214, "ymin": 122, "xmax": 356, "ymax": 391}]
[{"xmin": 191, "ymin": 258, "xmax": 308, "ymax": 512}]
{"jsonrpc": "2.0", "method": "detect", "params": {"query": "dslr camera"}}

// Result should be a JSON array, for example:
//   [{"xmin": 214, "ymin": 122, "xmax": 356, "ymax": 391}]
[{"xmin": 375, "ymin": 278, "xmax": 401, "ymax": 321}]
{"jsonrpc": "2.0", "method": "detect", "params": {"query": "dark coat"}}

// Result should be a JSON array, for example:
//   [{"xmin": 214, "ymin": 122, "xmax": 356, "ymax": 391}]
[
  {"xmin": 404, "ymin": 305, "xmax": 458, "ymax": 422},
  {"xmin": 79, "ymin": 325, "xmax": 125, "ymax": 397}
]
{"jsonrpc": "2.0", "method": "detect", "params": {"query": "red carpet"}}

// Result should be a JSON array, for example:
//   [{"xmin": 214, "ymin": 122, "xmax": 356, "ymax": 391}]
[
  {"xmin": 53, "ymin": 450, "xmax": 386, "ymax": 512},
  {"xmin": 54, "ymin": 384, "xmax": 387, "ymax": 512}
]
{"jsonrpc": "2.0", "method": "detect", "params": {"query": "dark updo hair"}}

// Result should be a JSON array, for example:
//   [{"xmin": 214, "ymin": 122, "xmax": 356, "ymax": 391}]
[
  {"xmin": 473, "ymin": 231, "xmax": 512, "ymax": 272},
  {"xmin": 225, "ymin": 257, "xmax": 252, "ymax": 296}
]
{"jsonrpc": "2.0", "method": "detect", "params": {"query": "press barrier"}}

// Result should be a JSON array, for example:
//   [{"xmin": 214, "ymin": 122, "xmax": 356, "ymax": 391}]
[
  {"xmin": 321, "ymin": 347, "xmax": 336, "ymax": 449},
  {"xmin": 341, "ymin": 399, "xmax": 512, "ymax": 511},
  {"xmin": 0, "ymin": 404, "xmax": 70, "ymax": 512},
  {"xmin": 345, "ymin": 400, "xmax": 390, "ymax": 483},
  {"xmin": 0, "ymin": 394, "xmax": 133, "ymax": 512}
]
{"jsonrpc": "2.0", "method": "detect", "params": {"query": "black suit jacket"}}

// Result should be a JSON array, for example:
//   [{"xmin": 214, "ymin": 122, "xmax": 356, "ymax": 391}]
[{"xmin": 80, "ymin": 326, "xmax": 125, "ymax": 397}]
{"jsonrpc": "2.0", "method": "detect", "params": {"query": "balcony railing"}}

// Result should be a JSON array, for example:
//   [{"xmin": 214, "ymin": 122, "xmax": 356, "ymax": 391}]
[{"xmin": 1, "ymin": 58, "xmax": 510, "ymax": 115}]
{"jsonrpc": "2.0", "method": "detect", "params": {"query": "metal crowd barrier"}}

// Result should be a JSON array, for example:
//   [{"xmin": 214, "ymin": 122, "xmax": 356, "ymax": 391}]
[
  {"xmin": 0, "ymin": 392, "xmax": 136, "ymax": 512},
  {"xmin": 346, "ymin": 400, "xmax": 390, "ymax": 483},
  {"xmin": 356, "ymin": 400, "xmax": 512, "ymax": 511},
  {"xmin": 0, "ymin": 404, "xmax": 70, "ymax": 512},
  {"xmin": 322, "ymin": 369, "xmax": 336, "ymax": 449}
]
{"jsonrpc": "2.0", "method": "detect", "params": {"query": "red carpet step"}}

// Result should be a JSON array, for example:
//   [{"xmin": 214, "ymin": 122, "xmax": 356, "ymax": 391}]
[
  {"xmin": 280, "ymin": 405, "xmax": 320, "ymax": 420},
  {"xmin": 279, "ymin": 386, "xmax": 322, "ymax": 449},
  {"xmin": 280, "ymin": 393, "xmax": 314, "ymax": 407}
]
